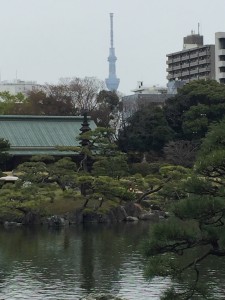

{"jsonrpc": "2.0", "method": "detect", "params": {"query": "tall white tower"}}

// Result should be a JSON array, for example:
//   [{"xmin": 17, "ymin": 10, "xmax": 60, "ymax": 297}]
[{"xmin": 105, "ymin": 13, "xmax": 120, "ymax": 91}]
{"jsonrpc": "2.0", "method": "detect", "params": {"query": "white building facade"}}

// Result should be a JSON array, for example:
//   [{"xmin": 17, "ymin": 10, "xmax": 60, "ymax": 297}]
[
  {"xmin": 0, "ymin": 80, "xmax": 40, "ymax": 95},
  {"xmin": 215, "ymin": 32, "xmax": 225, "ymax": 84}
]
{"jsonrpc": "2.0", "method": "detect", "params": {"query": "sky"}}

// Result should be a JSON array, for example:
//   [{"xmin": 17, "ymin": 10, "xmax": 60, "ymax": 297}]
[{"xmin": 0, "ymin": 0, "xmax": 225, "ymax": 95}]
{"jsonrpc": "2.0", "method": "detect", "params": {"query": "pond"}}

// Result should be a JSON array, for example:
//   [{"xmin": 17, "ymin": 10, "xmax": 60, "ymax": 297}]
[{"xmin": 0, "ymin": 222, "xmax": 224, "ymax": 299}]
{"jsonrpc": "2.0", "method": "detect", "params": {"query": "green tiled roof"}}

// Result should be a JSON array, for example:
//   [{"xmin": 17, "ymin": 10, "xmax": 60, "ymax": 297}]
[{"xmin": 0, "ymin": 115, "xmax": 96, "ymax": 156}]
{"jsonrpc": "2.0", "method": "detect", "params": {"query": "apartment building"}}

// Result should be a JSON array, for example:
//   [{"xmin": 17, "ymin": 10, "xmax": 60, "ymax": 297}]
[
  {"xmin": 166, "ymin": 32, "xmax": 215, "ymax": 83},
  {"xmin": 215, "ymin": 32, "xmax": 225, "ymax": 83}
]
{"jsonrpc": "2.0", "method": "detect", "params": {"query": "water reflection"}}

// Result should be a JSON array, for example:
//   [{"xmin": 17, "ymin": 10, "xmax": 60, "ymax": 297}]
[{"xmin": 0, "ymin": 223, "xmax": 224, "ymax": 299}]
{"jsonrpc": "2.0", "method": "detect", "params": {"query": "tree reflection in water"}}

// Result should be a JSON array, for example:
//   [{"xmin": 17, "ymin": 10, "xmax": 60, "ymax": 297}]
[{"xmin": 0, "ymin": 223, "xmax": 224, "ymax": 299}]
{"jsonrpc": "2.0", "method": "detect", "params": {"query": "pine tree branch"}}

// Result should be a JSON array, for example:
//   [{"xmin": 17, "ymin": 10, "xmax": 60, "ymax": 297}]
[{"xmin": 136, "ymin": 177, "xmax": 171, "ymax": 204}]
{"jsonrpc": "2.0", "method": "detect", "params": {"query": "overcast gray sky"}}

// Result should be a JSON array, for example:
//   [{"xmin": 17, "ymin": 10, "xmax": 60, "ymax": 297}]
[{"xmin": 0, "ymin": 0, "xmax": 225, "ymax": 94}]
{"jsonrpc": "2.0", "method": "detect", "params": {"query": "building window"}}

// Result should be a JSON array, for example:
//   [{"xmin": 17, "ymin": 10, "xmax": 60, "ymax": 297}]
[
  {"xmin": 219, "ymin": 38, "xmax": 225, "ymax": 50},
  {"xmin": 220, "ymin": 55, "xmax": 225, "ymax": 61}
]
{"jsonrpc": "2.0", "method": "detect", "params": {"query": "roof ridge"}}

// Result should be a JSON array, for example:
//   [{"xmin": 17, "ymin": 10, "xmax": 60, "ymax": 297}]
[{"xmin": 0, "ymin": 115, "xmax": 91, "ymax": 120}]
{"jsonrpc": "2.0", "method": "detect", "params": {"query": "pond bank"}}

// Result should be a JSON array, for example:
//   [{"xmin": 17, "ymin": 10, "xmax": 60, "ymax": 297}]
[{"xmin": 2, "ymin": 202, "xmax": 168, "ymax": 228}]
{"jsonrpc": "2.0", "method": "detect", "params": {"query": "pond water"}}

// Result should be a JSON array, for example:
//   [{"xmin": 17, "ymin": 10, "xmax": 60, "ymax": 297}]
[{"xmin": 0, "ymin": 222, "xmax": 225, "ymax": 299}]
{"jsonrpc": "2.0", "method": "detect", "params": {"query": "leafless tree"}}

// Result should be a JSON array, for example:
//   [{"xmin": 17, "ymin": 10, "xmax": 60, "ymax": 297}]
[
  {"xmin": 56, "ymin": 77, "xmax": 105, "ymax": 113},
  {"xmin": 164, "ymin": 140, "xmax": 199, "ymax": 167}
]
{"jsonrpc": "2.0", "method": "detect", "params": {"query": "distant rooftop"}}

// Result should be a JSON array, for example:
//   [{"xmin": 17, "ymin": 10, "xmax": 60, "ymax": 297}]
[
  {"xmin": 0, "ymin": 115, "xmax": 96, "ymax": 156},
  {"xmin": 131, "ymin": 81, "xmax": 167, "ymax": 94},
  {"xmin": 0, "ymin": 79, "xmax": 37, "ymax": 85}
]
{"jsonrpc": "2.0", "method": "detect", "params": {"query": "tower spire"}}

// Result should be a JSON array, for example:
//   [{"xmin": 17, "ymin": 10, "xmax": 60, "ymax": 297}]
[
  {"xmin": 110, "ymin": 13, "xmax": 114, "ymax": 48},
  {"xmin": 105, "ymin": 13, "xmax": 120, "ymax": 92}
]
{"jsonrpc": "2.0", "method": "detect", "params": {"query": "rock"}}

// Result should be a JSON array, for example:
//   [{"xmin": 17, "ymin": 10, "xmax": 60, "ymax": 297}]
[
  {"xmin": 66, "ymin": 209, "xmax": 84, "ymax": 224},
  {"xmin": 124, "ymin": 202, "xmax": 143, "ymax": 218},
  {"xmin": 139, "ymin": 213, "xmax": 159, "ymax": 221},
  {"xmin": 46, "ymin": 215, "xmax": 69, "ymax": 227},
  {"xmin": 4, "ymin": 221, "xmax": 22, "ymax": 228},
  {"xmin": 150, "ymin": 204, "xmax": 162, "ymax": 211},
  {"xmin": 152, "ymin": 210, "xmax": 166, "ymax": 218},
  {"xmin": 141, "ymin": 200, "xmax": 152, "ymax": 208},
  {"xmin": 126, "ymin": 216, "xmax": 139, "ymax": 222},
  {"xmin": 22, "ymin": 212, "xmax": 41, "ymax": 225},
  {"xmin": 106, "ymin": 206, "xmax": 127, "ymax": 222},
  {"xmin": 82, "ymin": 212, "xmax": 105, "ymax": 223},
  {"xmin": 164, "ymin": 211, "xmax": 171, "ymax": 218},
  {"xmin": 79, "ymin": 293, "xmax": 126, "ymax": 300},
  {"xmin": 42, "ymin": 203, "xmax": 146, "ymax": 226}
]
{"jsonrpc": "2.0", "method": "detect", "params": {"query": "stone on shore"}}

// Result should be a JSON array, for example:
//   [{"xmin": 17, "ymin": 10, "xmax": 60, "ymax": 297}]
[
  {"xmin": 79, "ymin": 293, "xmax": 126, "ymax": 300},
  {"xmin": 126, "ymin": 216, "xmax": 139, "ymax": 222},
  {"xmin": 139, "ymin": 212, "xmax": 159, "ymax": 221}
]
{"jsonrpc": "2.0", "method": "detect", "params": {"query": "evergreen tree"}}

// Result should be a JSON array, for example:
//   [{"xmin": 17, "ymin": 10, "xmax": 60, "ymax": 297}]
[{"xmin": 143, "ymin": 118, "xmax": 225, "ymax": 299}]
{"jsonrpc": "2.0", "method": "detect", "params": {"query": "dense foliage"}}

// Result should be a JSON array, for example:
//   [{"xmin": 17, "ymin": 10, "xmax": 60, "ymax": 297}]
[
  {"xmin": 118, "ymin": 106, "xmax": 174, "ymax": 153},
  {"xmin": 118, "ymin": 80, "xmax": 225, "ymax": 167},
  {"xmin": 143, "ymin": 118, "xmax": 225, "ymax": 299}
]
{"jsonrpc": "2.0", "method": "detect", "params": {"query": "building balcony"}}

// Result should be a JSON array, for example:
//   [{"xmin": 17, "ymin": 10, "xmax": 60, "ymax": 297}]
[
  {"xmin": 166, "ymin": 67, "xmax": 173, "ymax": 72},
  {"xmin": 181, "ymin": 55, "xmax": 190, "ymax": 61},
  {"xmin": 198, "ymin": 75, "xmax": 210, "ymax": 80},
  {"xmin": 218, "ymin": 61, "xmax": 225, "ymax": 67},
  {"xmin": 173, "ymin": 57, "xmax": 181, "ymax": 63},
  {"xmin": 218, "ymin": 73, "xmax": 225, "ymax": 79},
  {"xmin": 198, "ymin": 59, "xmax": 207, "ymax": 65},
  {"xmin": 166, "ymin": 59, "xmax": 173, "ymax": 65},
  {"xmin": 182, "ymin": 71, "xmax": 190, "ymax": 76},
  {"xmin": 218, "ymin": 49, "xmax": 225, "ymax": 56},
  {"xmin": 172, "ymin": 65, "xmax": 182, "ymax": 71},
  {"xmin": 181, "ymin": 63, "xmax": 189, "ymax": 68},
  {"xmin": 190, "ymin": 61, "xmax": 198, "ymax": 67},
  {"xmin": 167, "ymin": 74, "xmax": 175, "ymax": 80},
  {"xmin": 174, "ymin": 72, "xmax": 182, "ymax": 77},
  {"xmin": 199, "ymin": 67, "xmax": 210, "ymax": 73},
  {"xmin": 198, "ymin": 50, "xmax": 207, "ymax": 57},
  {"xmin": 198, "ymin": 67, "xmax": 206, "ymax": 73},
  {"xmin": 189, "ymin": 76, "xmax": 199, "ymax": 81},
  {"xmin": 190, "ymin": 53, "xmax": 199, "ymax": 59},
  {"xmin": 190, "ymin": 69, "xmax": 198, "ymax": 75}
]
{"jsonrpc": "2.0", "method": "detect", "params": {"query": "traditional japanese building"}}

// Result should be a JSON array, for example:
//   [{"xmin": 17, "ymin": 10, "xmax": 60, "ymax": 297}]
[{"xmin": 0, "ymin": 115, "xmax": 96, "ymax": 167}]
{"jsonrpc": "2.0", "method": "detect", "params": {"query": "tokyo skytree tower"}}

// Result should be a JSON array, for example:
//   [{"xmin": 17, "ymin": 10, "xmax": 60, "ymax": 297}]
[{"xmin": 105, "ymin": 13, "xmax": 120, "ymax": 91}]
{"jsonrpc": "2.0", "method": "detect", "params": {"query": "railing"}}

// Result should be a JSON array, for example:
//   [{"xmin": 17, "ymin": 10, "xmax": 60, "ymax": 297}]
[
  {"xmin": 218, "ymin": 61, "xmax": 225, "ymax": 67},
  {"xmin": 198, "ymin": 51, "xmax": 207, "ymax": 57},
  {"xmin": 218, "ymin": 49, "xmax": 225, "ymax": 56},
  {"xmin": 198, "ymin": 59, "xmax": 207, "ymax": 65},
  {"xmin": 172, "ymin": 65, "xmax": 182, "ymax": 71},
  {"xmin": 182, "ymin": 71, "xmax": 190, "ymax": 76},
  {"xmin": 173, "ymin": 57, "xmax": 181, "ymax": 63},
  {"xmin": 181, "ymin": 55, "xmax": 189, "ymax": 61},
  {"xmin": 190, "ymin": 53, "xmax": 199, "ymax": 59},
  {"xmin": 190, "ymin": 61, "xmax": 198, "ymax": 67},
  {"xmin": 166, "ymin": 59, "xmax": 173, "ymax": 65},
  {"xmin": 190, "ymin": 69, "xmax": 198, "ymax": 75},
  {"xmin": 181, "ymin": 63, "xmax": 189, "ymax": 68}
]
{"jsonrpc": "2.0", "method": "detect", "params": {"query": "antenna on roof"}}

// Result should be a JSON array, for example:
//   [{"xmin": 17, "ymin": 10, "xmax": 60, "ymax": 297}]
[{"xmin": 198, "ymin": 22, "xmax": 200, "ymax": 35}]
